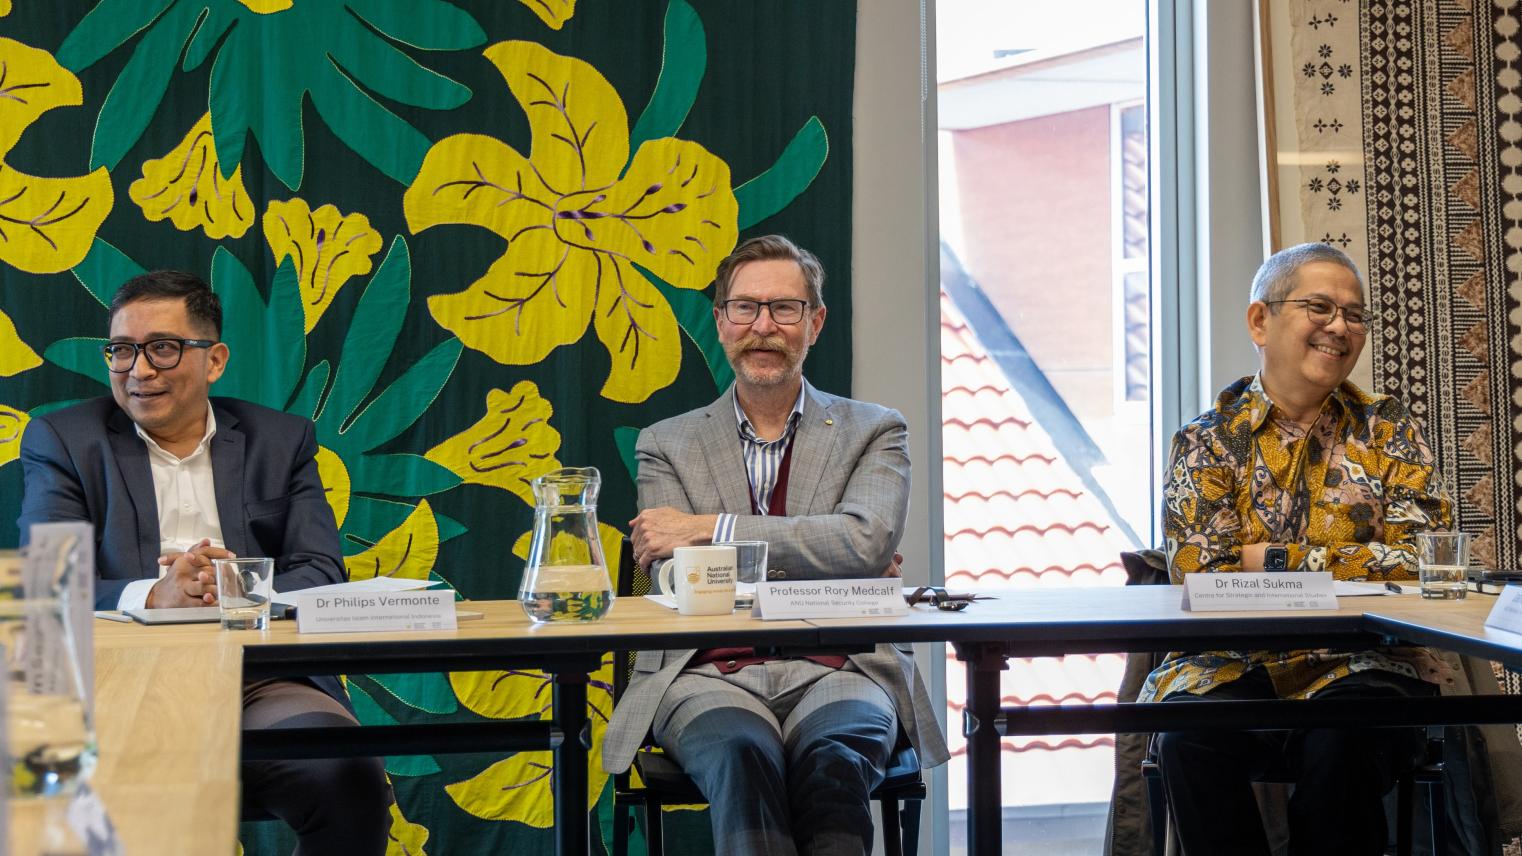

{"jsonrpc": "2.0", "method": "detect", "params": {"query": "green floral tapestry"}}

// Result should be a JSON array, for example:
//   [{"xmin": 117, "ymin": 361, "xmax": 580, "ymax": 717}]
[{"xmin": 0, "ymin": 1, "xmax": 855, "ymax": 852}]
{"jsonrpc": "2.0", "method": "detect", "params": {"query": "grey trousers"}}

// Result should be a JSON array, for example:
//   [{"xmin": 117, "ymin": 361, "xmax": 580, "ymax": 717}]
[
  {"xmin": 241, "ymin": 679, "xmax": 392, "ymax": 856},
  {"xmin": 652, "ymin": 659, "xmax": 898, "ymax": 856}
]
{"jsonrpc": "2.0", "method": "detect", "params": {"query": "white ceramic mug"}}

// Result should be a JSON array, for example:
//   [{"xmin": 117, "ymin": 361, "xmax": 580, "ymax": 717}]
[{"xmin": 659, "ymin": 545, "xmax": 738, "ymax": 615}]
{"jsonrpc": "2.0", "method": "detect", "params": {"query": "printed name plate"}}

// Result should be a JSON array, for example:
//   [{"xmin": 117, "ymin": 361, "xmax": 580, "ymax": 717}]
[
  {"xmin": 295, "ymin": 589, "xmax": 458, "ymax": 634},
  {"xmin": 1484, "ymin": 584, "xmax": 1522, "ymax": 635},
  {"xmin": 1181, "ymin": 572, "xmax": 1337, "ymax": 612},
  {"xmin": 754, "ymin": 578, "xmax": 907, "ymax": 620}
]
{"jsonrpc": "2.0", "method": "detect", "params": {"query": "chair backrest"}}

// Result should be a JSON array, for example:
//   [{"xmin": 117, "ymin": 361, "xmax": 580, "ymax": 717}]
[{"xmin": 613, "ymin": 537, "xmax": 642, "ymax": 705}]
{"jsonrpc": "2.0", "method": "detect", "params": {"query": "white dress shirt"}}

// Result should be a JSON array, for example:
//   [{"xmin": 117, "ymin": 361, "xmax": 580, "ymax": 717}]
[{"xmin": 116, "ymin": 408, "xmax": 224, "ymax": 609}]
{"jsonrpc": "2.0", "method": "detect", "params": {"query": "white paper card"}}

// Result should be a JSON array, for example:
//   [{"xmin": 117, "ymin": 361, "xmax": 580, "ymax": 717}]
[
  {"xmin": 295, "ymin": 589, "xmax": 458, "ymax": 634},
  {"xmin": 1484, "ymin": 584, "xmax": 1522, "ymax": 634},
  {"xmin": 272, "ymin": 576, "xmax": 439, "ymax": 606},
  {"xmin": 754, "ymin": 578, "xmax": 907, "ymax": 620},
  {"xmin": 1181, "ymin": 572, "xmax": 1337, "ymax": 612}
]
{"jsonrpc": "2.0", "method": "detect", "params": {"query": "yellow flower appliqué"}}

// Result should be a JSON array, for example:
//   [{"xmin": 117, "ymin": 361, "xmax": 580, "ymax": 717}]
[
  {"xmin": 263, "ymin": 198, "xmax": 384, "ymax": 333},
  {"xmin": 518, "ymin": 0, "xmax": 575, "ymax": 29},
  {"xmin": 237, "ymin": 0, "xmax": 293, "ymax": 12},
  {"xmin": 0, "ymin": 38, "xmax": 113, "ymax": 274},
  {"xmin": 315, "ymin": 445, "xmax": 351, "ymax": 528},
  {"xmin": 344, "ymin": 500, "xmax": 439, "ymax": 582},
  {"xmin": 445, "ymin": 654, "xmax": 615, "ymax": 827},
  {"xmin": 404, "ymin": 41, "xmax": 738, "ymax": 404},
  {"xmin": 129, "ymin": 112, "xmax": 254, "ymax": 240},
  {"xmin": 0, "ymin": 405, "xmax": 29, "ymax": 468},
  {"xmin": 386, "ymin": 801, "xmax": 429, "ymax": 856},
  {"xmin": 425, "ymin": 382, "xmax": 562, "ymax": 506}
]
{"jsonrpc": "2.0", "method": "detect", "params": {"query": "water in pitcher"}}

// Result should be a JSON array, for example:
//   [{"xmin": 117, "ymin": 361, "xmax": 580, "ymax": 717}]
[{"xmin": 522, "ymin": 564, "xmax": 613, "ymax": 622}]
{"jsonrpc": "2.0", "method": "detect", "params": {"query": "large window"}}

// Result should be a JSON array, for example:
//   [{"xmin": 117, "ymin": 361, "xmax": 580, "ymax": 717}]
[{"xmin": 937, "ymin": 1, "xmax": 1155, "ymax": 851}]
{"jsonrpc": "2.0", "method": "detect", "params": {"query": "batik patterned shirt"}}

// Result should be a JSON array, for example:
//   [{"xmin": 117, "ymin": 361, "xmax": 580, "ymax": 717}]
[{"xmin": 1139, "ymin": 375, "xmax": 1451, "ymax": 702}]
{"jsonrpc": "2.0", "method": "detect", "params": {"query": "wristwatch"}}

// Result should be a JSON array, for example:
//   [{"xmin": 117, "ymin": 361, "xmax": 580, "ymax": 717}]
[{"xmin": 1264, "ymin": 543, "xmax": 1289, "ymax": 571}]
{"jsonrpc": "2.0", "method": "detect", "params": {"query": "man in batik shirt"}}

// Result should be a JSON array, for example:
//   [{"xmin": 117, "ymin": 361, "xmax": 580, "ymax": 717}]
[{"xmin": 1140, "ymin": 243, "xmax": 1450, "ymax": 856}]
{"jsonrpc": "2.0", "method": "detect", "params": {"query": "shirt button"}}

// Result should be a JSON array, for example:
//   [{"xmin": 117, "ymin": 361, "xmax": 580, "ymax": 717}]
[
  {"xmin": 182, "ymin": 504, "xmax": 191, "ymax": 512},
  {"xmin": 726, "ymin": 660, "xmax": 737, "ymax": 669}
]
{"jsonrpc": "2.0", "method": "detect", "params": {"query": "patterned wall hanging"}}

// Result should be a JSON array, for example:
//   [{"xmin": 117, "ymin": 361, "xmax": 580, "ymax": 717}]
[
  {"xmin": 1262, "ymin": 0, "xmax": 1518, "ymax": 574},
  {"xmin": 0, "ymin": 2, "xmax": 857, "ymax": 852}
]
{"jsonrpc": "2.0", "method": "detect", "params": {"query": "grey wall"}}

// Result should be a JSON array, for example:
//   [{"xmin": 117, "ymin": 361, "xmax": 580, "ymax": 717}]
[{"xmin": 852, "ymin": 2, "xmax": 946, "ymax": 853}]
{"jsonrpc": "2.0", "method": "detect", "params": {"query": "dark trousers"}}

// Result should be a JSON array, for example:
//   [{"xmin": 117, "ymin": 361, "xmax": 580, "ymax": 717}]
[
  {"xmin": 241, "ymin": 679, "xmax": 392, "ymax": 856},
  {"xmin": 1156, "ymin": 667, "xmax": 1434, "ymax": 856}
]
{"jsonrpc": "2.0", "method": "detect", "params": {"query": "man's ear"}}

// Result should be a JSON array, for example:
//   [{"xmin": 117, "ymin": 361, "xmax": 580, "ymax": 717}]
[
  {"xmin": 1246, "ymin": 301, "xmax": 1270, "ymax": 349},
  {"xmin": 206, "ymin": 342, "xmax": 229, "ymax": 384},
  {"xmin": 808, "ymin": 304, "xmax": 827, "ymax": 345}
]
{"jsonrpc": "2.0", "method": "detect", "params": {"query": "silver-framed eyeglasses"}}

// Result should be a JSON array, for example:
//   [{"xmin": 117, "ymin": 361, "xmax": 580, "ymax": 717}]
[
  {"xmin": 102, "ymin": 338, "xmax": 216, "ymax": 373},
  {"xmin": 1263, "ymin": 297, "xmax": 1368, "ymax": 331},
  {"xmin": 719, "ymin": 298, "xmax": 810, "ymax": 325}
]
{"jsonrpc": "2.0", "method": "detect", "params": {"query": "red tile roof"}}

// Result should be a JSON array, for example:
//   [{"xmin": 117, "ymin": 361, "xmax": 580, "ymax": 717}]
[{"xmin": 940, "ymin": 289, "xmax": 1134, "ymax": 807}]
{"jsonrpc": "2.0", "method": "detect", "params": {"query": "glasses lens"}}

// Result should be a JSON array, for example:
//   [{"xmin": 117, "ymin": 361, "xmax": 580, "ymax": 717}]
[
  {"xmin": 771, "ymin": 301, "xmax": 805, "ymax": 324},
  {"xmin": 1343, "ymin": 309, "xmax": 1367, "ymax": 328},
  {"xmin": 143, "ymin": 340, "xmax": 184, "ymax": 369},
  {"xmin": 1302, "ymin": 300, "xmax": 1334, "ymax": 323},
  {"xmin": 104, "ymin": 344, "xmax": 135, "ymax": 372},
  {"xmin": 726, "ymin": 300, "xmax": 759, "ymax": 324}
]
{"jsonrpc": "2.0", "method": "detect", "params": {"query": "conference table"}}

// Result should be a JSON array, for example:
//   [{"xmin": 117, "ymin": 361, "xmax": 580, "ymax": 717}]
[{"xmin": 89, "ymin": 587, "xmax": 1522, "ymax": 855}]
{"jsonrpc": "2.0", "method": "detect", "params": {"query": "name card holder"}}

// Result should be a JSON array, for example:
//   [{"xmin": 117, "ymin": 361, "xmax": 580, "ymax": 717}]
[
  {"xmin": 295, "ymin": 589, "xmax": 458, "ymax": 634},
  {"xmin": 1181, "ymin": 572, "xmax": 1337, "ymax": 612},
  {"xmin": 754, "ymin": 578, "xmax": 907, "ymax": 620},
  {"xmin": 1484, "ymin": 584, "xmax": 1522, "ymax": 635}
]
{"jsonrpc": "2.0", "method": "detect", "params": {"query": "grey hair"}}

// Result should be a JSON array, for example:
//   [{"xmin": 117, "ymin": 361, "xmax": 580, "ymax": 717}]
[
  {"xmin": 1249, "ymin": 242, "xmax": 1365, "ymax": 305},
  {"xmin": 712, "ymin": 234, "xmax": 825, "ymax": 307}
]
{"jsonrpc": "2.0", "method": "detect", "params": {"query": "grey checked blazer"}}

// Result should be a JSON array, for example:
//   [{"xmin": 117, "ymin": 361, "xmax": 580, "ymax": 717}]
[{"xmin": 602, "ymin": 381, "xmax": 951, "ymax": 773}]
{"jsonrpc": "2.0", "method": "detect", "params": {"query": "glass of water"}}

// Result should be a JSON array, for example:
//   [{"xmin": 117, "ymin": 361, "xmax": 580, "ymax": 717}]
[
  {"xmin": 214, "ymin": 558, "xmax": 275, "ymax": 630},
  {"xmin": 715, "ymin": 540, "xmax": 768, "ymax": 584},
  {"xmin": 1415, "ymin": 531, "xmax": 1471, "ymax": 600}
]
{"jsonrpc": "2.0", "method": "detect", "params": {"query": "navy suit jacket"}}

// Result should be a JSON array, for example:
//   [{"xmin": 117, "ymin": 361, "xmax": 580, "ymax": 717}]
[{"xmin": 17, "ymin": 396, "xmax": 347, "ymax": 699}]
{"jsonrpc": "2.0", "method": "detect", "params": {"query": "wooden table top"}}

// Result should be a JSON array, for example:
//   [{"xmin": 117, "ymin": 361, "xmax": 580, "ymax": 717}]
[{"xmin": 85, "ymin": 585, "xmax": 1522, "ymax": 853}]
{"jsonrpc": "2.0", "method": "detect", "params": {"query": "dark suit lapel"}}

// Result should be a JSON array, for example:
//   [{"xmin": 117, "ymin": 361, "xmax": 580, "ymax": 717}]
[
  {"xmin": 786, "ymin": 382, "xmax": 837, "ymax": 515},
  {"xmin": 209, "ymin": 404, "xmax": 249, "ymax": 556},
  {"xmin": 696, "ymin": 390, "xmax": 752, "ymax": 514},
  {"xmin": 105, "ymin": 408, "xmax": 159, "ymax": 577}
]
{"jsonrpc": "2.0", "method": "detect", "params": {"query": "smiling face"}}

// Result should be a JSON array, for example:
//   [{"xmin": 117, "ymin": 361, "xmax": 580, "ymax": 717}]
[
  {"xmin": 108, "ymin": 298, "xmax": 228, "ymax": 448},
  {"xmin": 716, "ymin": 258, "xmax": 826, "ymax": 392},
  {"xmin": 1248, "ymin": 260, "xmax": 1367, "ymax": 407}
]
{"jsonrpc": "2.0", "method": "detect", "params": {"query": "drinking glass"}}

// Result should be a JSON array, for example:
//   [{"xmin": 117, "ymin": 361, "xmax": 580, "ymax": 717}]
[
  {"xmin": 1415, "ymin": 531, "xmax": 1471, "ymax": 600},
  {"xmin": 214, "ymin": 558, "xmax": 275, "ymax": 630}
]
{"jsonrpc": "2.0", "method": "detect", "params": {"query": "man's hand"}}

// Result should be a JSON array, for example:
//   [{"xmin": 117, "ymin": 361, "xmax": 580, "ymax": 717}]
[
  {"xmin": 629, "ymin": 507, "xmax": 719, "ymax": 567},
  {"xmin": 147, "ymin": 539, "xmax": 236, "ymax": 608},
  {"xmin": 1240, "ymin": 543, "xmax": 1267, "ymax": 572},
  {"xmin": 881, "ymin": 552, "xmax": 904, "ymax": 578}
]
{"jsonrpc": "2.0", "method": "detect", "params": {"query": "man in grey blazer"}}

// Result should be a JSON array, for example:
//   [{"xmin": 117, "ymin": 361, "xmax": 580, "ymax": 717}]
[
  {"xmin": 605, "ymin": 235, "xmax": 949, "ymax": 855},
  {"xmin": 18, "ymin": 271, "xmax": 389, "ymax": 854}
]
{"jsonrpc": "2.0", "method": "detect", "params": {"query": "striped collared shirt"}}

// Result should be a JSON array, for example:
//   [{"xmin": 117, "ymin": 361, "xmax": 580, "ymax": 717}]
[{"xmin": 712, "ymin": 385, "xmax": 807, "ymax": 543}]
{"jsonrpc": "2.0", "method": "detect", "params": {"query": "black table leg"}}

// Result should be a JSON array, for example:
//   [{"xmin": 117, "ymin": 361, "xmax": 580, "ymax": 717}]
[
  {"xmin": 554, "ymin": 670, "xmax": 591, "ymax": 856},
  {"xmin": 961, "ymin": 643, "xmax": 1006, "ymax": 856}
]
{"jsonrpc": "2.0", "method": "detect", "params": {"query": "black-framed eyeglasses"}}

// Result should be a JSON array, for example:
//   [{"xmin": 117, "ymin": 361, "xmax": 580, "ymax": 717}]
[
  {"xmin": 102, "ymin": 338, "xmax": 216, "ymax": 373},
  {"xmin": 719, "ymin": 298, "xmax": 810, "ymax": 325},
  {"xmin": 1263, "ymin": 297, "xmax": 1368, "ymax": 331}
]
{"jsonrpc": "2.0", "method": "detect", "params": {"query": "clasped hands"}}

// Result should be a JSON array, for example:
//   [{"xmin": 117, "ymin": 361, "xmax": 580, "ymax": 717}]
[
  {"xmin": 147, "ymin": 538, "xmax": 236, "ymax": 608},
  {"xmin": 629, "ymin": 506, "xmax": 903, "ymax": 576}
]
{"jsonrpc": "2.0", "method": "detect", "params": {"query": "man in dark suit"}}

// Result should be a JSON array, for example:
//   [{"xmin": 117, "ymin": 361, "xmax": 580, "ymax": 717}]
[{"xmin": 18, "ymin": 271, "xmax": 390, "ymax": 854}]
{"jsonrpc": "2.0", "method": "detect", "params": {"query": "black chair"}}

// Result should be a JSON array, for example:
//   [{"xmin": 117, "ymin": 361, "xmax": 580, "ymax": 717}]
[{"xmin": 610, "ymin": 538, "xmax": 926, "ymax": 856}]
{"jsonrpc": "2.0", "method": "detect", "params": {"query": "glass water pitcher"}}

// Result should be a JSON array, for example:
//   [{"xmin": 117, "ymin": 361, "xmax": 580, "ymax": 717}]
[{"xmin": 519, "ymin": 467, "xmax": 614, "ymax": 622}]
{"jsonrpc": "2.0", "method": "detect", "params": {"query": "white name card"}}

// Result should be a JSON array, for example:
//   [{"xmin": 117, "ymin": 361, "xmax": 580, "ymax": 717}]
[
  {"xmin": 1484, "ymin": 584, "xmax": 1522, "ymax": 634},
  {"xmin": 1181, "ymin": 572, "xmax": 1337, "ymax": 612},
  {"xmin": 754, "ymin": 578, "xmax": 907, "ymax": 620},
  {"xmin": 295, "ymin": 589, "xmax": 459, "ymax": 634}
]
